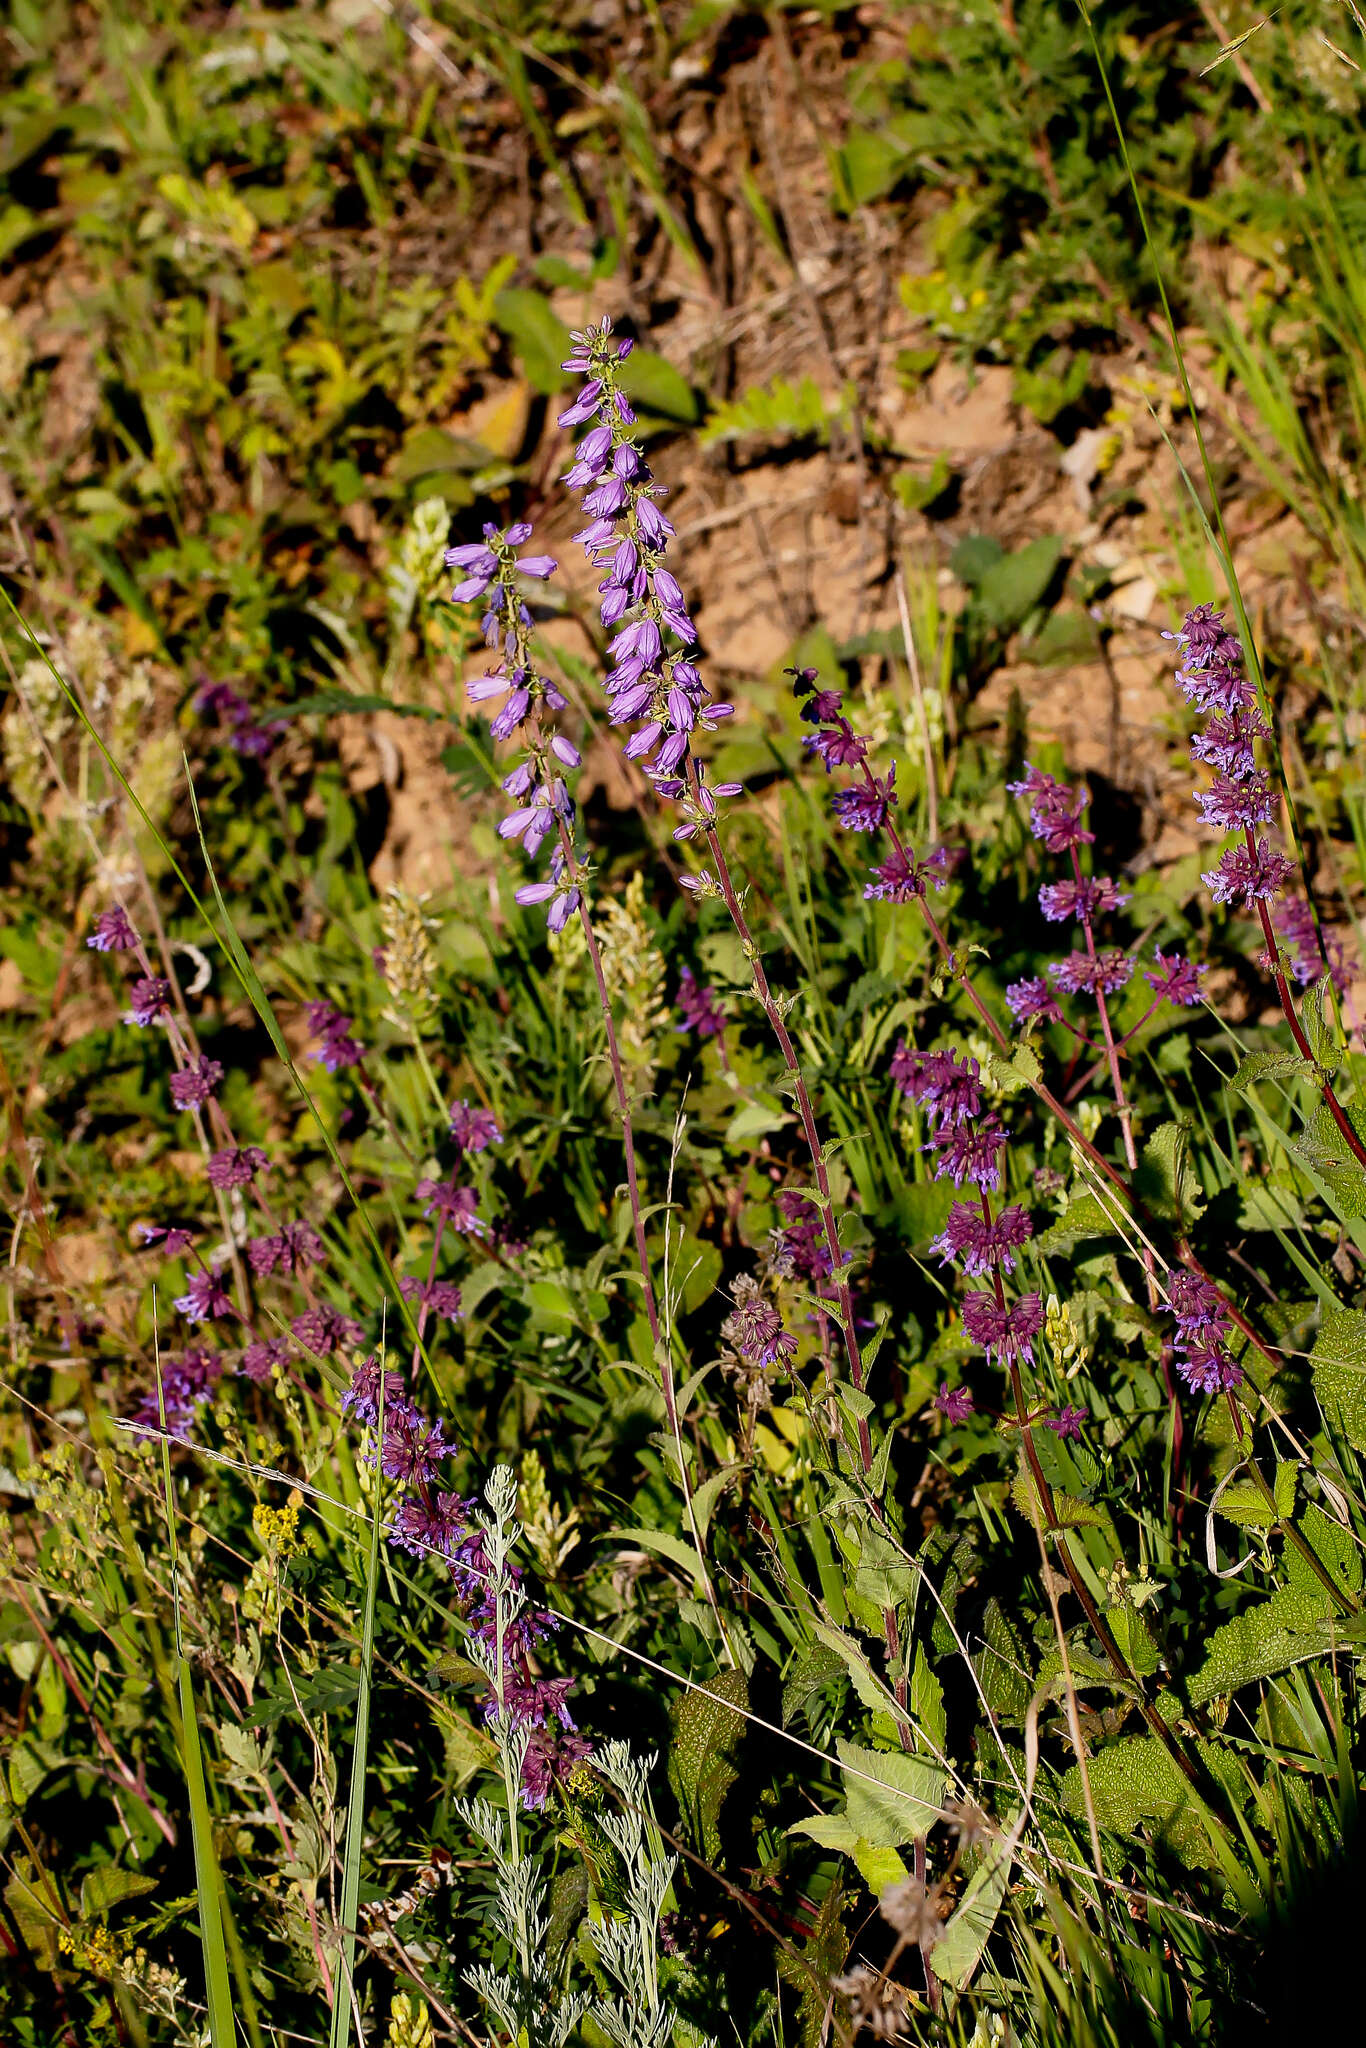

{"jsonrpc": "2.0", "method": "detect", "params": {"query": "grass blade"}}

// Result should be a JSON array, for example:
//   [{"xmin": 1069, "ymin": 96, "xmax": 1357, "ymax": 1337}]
[
  {"xmin": 329, "ymin": 1366, "xmax": 385, "ymax": 2048},
  {"xmin": 156, "ymin": 1351, "xmax": 237, "ymax": 2048}
]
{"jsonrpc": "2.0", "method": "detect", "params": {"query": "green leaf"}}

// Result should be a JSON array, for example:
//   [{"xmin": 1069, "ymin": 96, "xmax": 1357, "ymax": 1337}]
[
  {"xmin": 1132, "ymin": 1119, "xmax": 1205, "ymax": 1223},
  {"xmin": 852, "ymin": 1527, "xmax": 918, "ymax": 1609},
  {"xmin": 492, "ymin": 288, "xmax": 573, "ymax": 395},
  {"xmin": 80, "ymin": 1867, "xmax": 158, "ymax": 1917},
  {"xmin": 618, "ymin": 346, "xmax": 698, "ymax": 423},
  {"xmin": 610, "ymin": 1525, "xmax": 706, "ymax": 1586},
  {"xmin": 1302, "ymin": 977, "xmax": 1341, "ymax": 1073},
  {"xmin": 930, "ymin": 1822, "xmax": 1016, "ymax": 1989},
  {"xmin": 1215, "ymin": 1463, "xmax": 1296, "ymax": 1527},
  {"xmin": 1296, "ymin": 1104, "xmax": 1366, "ymax": 1216},
  {"xmin": 1061, "ymin": 1738, "xmax": 1225, "ymax": 1870},
  {"xmin": 726, "ymin": 1098, "xmax": 795, "ymax": 1144},
  {"xmin": 1010, "ymin": 1473, "xmax": 1106, "ymax": 1527},
  {"xmin": 837, "ymin": 1739, "xmax": 945, "ymax": 1846},
  {"xmin": 1229, "ymin": 1047, "xmax": 1316, "ymax": 1092},
  {"xmin": 1285, "ymin": 1501, "xmax": 1363, "ymax": 1600},
  {"xmin": 391, "ymin": 426, "xmax": 495, "ymax": 483},
  {"xmin": 1188, "ymin": 1584, "xmax": 1344, "ymax": 1705},
  {"xmin": 836, "ymin": 126, "xmax": 909, "ymax": 207},
  {"xmin": 1033, "ymin": 1193, "xmax": 1116, "ymax": 1254},
  {"xmin": 950, "ymin": 533, "xmax": 1005, "ymax": 587},
  {"xmin": 909, "ymin": 1645, "xmax": 946, "ymax": 1756},
  {"xmin": 689, "ymin": 1464, "xmax": 738, "ymax": 1546},
  {"xmin": 668, "ymin": 1668, "xmax": 748, "ymax": 1860},
  {"xmin": 972, "ymin": 535, "xmax": 1064, "ymax": 633},
  {"xmin": 783, "ymin": 1641, "xmax": 849, "ymax": 1730},
  {"xmin": 986, "ymin": 1044, "xmax": 1041, "ymax": 1094},
  {"xmin": 1312, "ymin": 1304, "xmax": 1366, "ymax": 1452},
  {"xmin": 675, "ymin": 1234, "xmax": 723, "ymax": 1316}
]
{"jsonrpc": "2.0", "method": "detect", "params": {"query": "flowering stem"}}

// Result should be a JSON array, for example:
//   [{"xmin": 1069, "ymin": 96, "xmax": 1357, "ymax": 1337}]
[
  {"xmin": 702, "ymin": 827, "xmax": 867, "ymax": 1421},
  {"xmin": 702, "ymin": 817, "xmax": 918, "ymax": 1737},
  {"xmin": 551, "ymin": 820, "xmax": 731, "ymax": 1662},
  {"xmin": 1071, "ymin": 871, "xmax": 1187, "ymax": 1500},
  {"xmin": 1251, "ymin": 877, "xmax": 1366, "ymax": 1175}
]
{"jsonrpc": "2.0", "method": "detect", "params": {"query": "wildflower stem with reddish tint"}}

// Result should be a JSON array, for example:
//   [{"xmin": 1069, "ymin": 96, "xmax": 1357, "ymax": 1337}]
[
  {"xmin": 548, "ymin": 830, "xmax": 732, "ymax": 1663},
  {"xmin": 1253, "ymin": 874, "xmax": 1366, "ymax": 1172}
]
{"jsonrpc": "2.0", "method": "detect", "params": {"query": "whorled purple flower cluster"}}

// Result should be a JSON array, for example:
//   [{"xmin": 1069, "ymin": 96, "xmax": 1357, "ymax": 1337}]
[
  {"xmin": 1274, "ymin": 894, "xmax": 1357, "ymax": 996},
  {"xmin": 1166, "ymin": 1271, "xmax": 1244, "ymax": 1395},
  {"xmin": 308, "ymin": 1000, "xmax": 365, "ymax": 1073},
  {"xmin": 446, "ymin": 522, "xmax": 583, "ymax": 931},
  {"xmin": 1168, "ymin": 606, "xmax": 1294, "ymax": 911},
  {"xmin": 1005, "ymin": 763, "xmax": 1206, "ymax": 1031},
  {"xmin": 675, "ymin": 966, "xmax": 727, "ymax": 1044},
  {"xmin": 196, "ymin": 680, "xmax": 284, "ymax": 761},
  {"xmin": 791, "ymin": 665, "xmax": 954, "ymax": 901},
  {"xmin": 342, "ymin": 1357, "xmax": 589, "ymax": 1808},
  {"xmin": 893, "ymin": 1040, "xmax": 1075, "ymax": 1415}
]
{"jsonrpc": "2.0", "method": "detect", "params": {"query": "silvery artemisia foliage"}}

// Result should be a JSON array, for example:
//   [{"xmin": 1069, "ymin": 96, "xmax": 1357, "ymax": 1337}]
[
  {"xmin": 459, "ymin": 1792, "xmax": 587, "ymax": 2048},
  {"xmin": 458, "ymin": 1481, "xmax": 703, "ymax": 2048},
  {"xmin": 587, "ymin": 1742, "xmax": 714, "ymax": 2048}
]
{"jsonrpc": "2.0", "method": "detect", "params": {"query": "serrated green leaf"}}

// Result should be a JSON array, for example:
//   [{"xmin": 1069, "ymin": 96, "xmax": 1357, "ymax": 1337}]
[
  {"xmin": 987, "ymin": 1044, "xmax": 1041, "ymax": 1094},
  {"xmin": 1010, "ymin": 1473, "xmax": 1106, "ymax": 1527},
  {"xmin": 1033, "ymin": 1192, "xmax": 1115, "ymax": 1255},
  {"xmin": 852, "ymin": 1527, "xmax": 918, "ymax": 1609},
  {"xmin": 782, "ymin": 1641, "xmax": 848, "ymax": 1730},
  {"xmin": 837, "ymin": 1739, "xmax": 945, "ymax": 1846},
  {"xmin": 1310, "ymin": 1304, "xmax": 1366, "ymax": 1451},
  {"xmin": 1215, "ymin": 1463, "xmax": 1296, "ymax": 1528},
  {"xmin": 668, "ymin": 1668, "xmax": 748, "ymax": 1860},
  {"xmin": 1229, "ymin": 1047, "xmax": 1316, "ymax": 1092},
  {"xmin": 909, "ymin": 1645, "xmax": 946, "ymax": 1756},
  {"xmin": 1302, "ymin": 977, "xmax": 1341, "ymax": 1074},
  {"xmin": 1188, "ymin": 1584, "xmax": 1342, "ymax": 1705},
  {"xmin": 1296, "ymin": 1104, "xmax": 1366, "ymax": 1216},
  {"xmin": 1061, "ymin": 1738, "xmax": 1227, "ymax": 1870},
  {"xmin": 1132, "ymin": 1120, "xmax": 1205, "ymax": 1223},
  {"xmin": 80, "ymin": 1866, "xmax": 159, "ymax": 1918}
]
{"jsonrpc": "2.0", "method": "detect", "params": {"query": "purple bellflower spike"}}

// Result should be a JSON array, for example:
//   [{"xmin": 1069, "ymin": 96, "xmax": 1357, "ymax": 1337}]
[{"xmin": 554, "ymin": 318, "xmax": 734, "ymax": 809}]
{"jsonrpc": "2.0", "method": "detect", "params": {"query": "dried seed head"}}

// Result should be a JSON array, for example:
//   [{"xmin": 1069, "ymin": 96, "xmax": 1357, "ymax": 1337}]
[
  {"xmin": 830, "ymin": 1963, "xmax": 912, "ymax": 2041},
  {"xmin": 380, "ymin": 887, "xmax": 440, "ymax": 1030}
]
